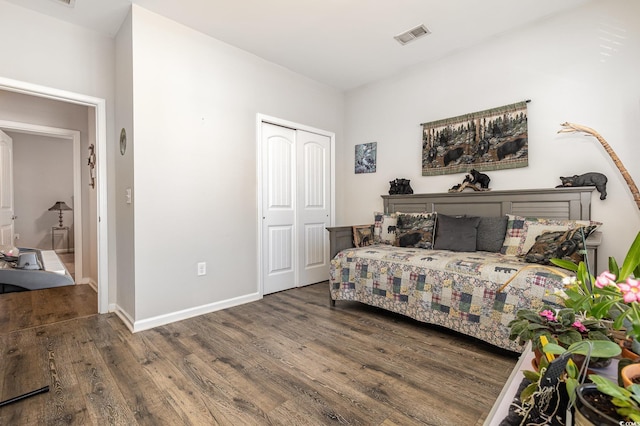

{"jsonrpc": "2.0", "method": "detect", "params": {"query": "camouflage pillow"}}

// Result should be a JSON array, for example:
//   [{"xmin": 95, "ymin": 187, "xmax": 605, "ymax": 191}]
[
  {"xmin": 396, "ymin": 212, "xmax": 437, "ymax": 249},
  {"xmin": 523, "ymin": 225, "xmax": 597, "ymax": 265}
]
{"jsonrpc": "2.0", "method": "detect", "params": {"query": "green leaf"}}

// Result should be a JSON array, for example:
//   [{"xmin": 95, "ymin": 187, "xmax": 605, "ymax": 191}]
[
  {"xmin": 612, "ymin": 397, "xmax": 633, "ymax": 408},
  {"xmin": 565, "ymin": 360, "xmax": 578, "ymax": 379},
  {"xmin": 522, "ymin": 370, "xmax": 540, "ymax": 383},
  {"xmin": 550, "ymin": 258, "xmax": 579, "ymax": 271},
  {"xmin": 518, "ymin": 310, "xmax": 544, "ymax": 323},
  {"xmin": 630, "ymin": 384, "xmax": 640, "ymax": 405},
  {"xmin": 587, "ymin": 330, "xmax": 611, "ymax": 341},
  {"xmin": 620, "ymin": 231, "xmax": 640, "ymax": 281},
  {"xmin": 557, "ymin": 330, "xmax": 582, "ymax": 346},
  {"xmin": 590, "ymin": 374, "xmax": 630, "ymax": 400},
  {"xmin": 542, "ymin": 342, "xmax": 566, "ymax": 355},
  {"xmin": 527, "ymin": 323, "xmax": 552, "ymax": 331},
  {"xmin": 566, "ymin": 377, "xmax": 579, "ymax": 405},
  {"xmin": 520, "ymin": 382, "xmax": 538, "ymax": 403},
  {"xmin": 610, "ymin": 257, "xmax": 620, "ymax": 278},
  {"xmin": 567, "ymin": 340, "xmax": 621, "ymax": 358},
  {"xmin": 618, "ymin": 407, "xmax": 640, "ymax": 421},
  {"xmin": 614, "ymin": 308, "xmax": 633, "ymax": 330}
]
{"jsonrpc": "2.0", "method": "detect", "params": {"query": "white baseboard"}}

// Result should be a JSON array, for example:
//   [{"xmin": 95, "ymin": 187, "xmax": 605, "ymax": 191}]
[
  {"xmin": 112, "ymin": 292, "xmax": 263, "ymax": 333},
  {"xmin": 114, "ymin": 305, "xmax": 135, "ymax": 332}
]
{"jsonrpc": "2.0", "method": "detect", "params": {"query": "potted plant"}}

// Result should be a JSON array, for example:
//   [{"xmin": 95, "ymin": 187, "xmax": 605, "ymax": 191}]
[
  {"xmin": 511, "ymin": 340, "xmax": 621, "ymax": 424},
  {"xmin": 508, "ymin": 306, "xmax": 614, "ymax": 368},
  {"xmin": 574, "ymin": 375, "xmax": 640, "ymax": 424},
  {"xmin": 553, "ymin": 231, "xmax": 640, "ymax": 366},
  {"xmin": 544, "ymin": 230, "xmax": 640, "ymax": 423}
]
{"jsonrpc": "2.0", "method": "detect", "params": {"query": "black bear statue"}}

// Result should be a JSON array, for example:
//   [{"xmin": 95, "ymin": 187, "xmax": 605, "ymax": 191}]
[
  {"xmin": 389, "ymin": 178, "xmax": 414, "ymax": 195},
  {"xmin": 469, "ymin": 169, "xmax": 491, "ymax": 189},
  {"xmin": 556, "ymin": 172, "xmax": 608, "ymax": 200}
]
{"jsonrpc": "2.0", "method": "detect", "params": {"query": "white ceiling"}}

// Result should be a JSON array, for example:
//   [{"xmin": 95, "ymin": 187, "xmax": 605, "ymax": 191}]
[{"xmin": 7, "ymin": 0, "xmax": 593, "ymax": 91}]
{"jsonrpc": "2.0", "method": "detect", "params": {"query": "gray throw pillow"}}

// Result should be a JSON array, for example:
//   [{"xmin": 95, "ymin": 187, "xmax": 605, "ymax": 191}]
[
  {"xmin": 477, "ymin": 216, "xmax": 509, "ymax": 252},
  {"xmin": 433, "ymin": 214, "xmax": 481, "ymax": 252}
]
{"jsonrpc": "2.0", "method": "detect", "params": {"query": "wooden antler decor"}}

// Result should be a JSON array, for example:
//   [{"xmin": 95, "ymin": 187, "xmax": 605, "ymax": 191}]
[{"xmin": 558, "ymin": 122, "xmax": 640, "ymax": 210}]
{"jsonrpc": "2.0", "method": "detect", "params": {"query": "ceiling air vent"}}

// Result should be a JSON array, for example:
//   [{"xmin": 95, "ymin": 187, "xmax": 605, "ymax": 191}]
[
  {"xmin": 50, "ymin": 0, "xmax": 76, "ymax": 7},
  {"xmin": 394, "ymin": 24, "xmax": 431, "ymax": 46}
]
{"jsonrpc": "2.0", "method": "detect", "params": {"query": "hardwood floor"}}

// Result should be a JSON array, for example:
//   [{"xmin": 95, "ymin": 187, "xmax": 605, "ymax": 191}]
[
  {"xmin": 0, "ymin": 284, "xmax": 97, "ymax": 335},
  {"xmin": 0, "ymin": 282, "xmax": 517, "ymax": 425}
]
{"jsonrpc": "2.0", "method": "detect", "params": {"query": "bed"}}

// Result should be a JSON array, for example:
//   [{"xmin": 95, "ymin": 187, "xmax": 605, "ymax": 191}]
[{"xmin": 327, "ymin": 187, "xmax": 601, "ymax": 352}]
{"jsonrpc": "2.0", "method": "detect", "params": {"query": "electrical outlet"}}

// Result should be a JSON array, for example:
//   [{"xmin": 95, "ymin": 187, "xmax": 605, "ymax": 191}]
[{"xmin": 197, "ymin": 262, "xmax": 206, "ymax": 276}]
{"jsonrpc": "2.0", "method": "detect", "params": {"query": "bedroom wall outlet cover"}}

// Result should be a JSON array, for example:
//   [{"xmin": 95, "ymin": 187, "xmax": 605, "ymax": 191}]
[{"xmin": 197, "ymin": 262, "xmax": 206, "ymax": 276}]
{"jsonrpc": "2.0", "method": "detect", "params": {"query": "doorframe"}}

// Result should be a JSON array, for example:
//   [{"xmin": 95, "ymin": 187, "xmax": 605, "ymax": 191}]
[
  {"xmin": 256, "ymin": 113, "xmax": 336, "ymax": 296},
  {"xmin": 0, "ymin": 76, "xmax": 109, "ymax": 314},
  {"xmin": 0, "ymin": 120, "xmax": 83, "ymax": 280}
]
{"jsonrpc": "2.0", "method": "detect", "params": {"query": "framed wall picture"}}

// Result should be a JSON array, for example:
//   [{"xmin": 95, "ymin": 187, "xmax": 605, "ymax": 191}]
[
  {"xmin": 355, "ymin": 142, "xmax": 377, "ymax": 174},
  {"xmin": 352, "ymin": 225, "xmax": 374, "ymax": 247}
]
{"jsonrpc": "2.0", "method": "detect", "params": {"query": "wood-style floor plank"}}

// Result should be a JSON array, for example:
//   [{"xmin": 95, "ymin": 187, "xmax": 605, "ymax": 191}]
[
  {"xmin": 0, "ymin": 284, "xmax": 97, "ymax": 335},
  {"xmin": 0, "ymin": 282, "xmax": 518, "ymax": 425}
]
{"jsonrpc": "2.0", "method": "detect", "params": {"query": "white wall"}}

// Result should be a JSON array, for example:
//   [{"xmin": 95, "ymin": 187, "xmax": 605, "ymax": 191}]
[
  {"xmin": 10, "ymin": 132, "xmax": 74, "ymax": 250},
  {"xmin": 114, "ymin": 10, "xmax": 136, "ymax": 321},
  {"xmin": 341, "ymin": 0, "xmax": 640, "ymax": 267},
  {"xmin": 127, "ymin": 6, "xmax": 344, "ymax": 323}
]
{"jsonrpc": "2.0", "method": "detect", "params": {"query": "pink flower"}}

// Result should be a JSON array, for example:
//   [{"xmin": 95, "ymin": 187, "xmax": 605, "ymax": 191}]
[
  {"xmin": 595, "ymin": 271, "xmax": 617, "ymax": 288},
  {"xmin": 572, "ymin": 321, "xmax": 588, "ymax": 333},
  {"xmin": 618, "ymin": 277, "xmax": 640, "ymax": 303},
  {"xmin": 540, "ymin": 310, "xmax": 556, "ymax": 321}
]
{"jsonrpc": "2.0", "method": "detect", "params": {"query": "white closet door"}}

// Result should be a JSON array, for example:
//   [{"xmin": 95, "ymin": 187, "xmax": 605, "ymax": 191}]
[
  {"xmin": 261, "ymin": 122, "xmax": 332, "ymax": 295},
  {"xmin": 297, "ymin": 130, "xmax": 330, "ymax": 286},
  {"xmin": 262, "ymin": 123, "xmax": 297, "ymax": 295},
  {"xmin": 0, "ymin": 130, "xmax": 14, "ymax": 246}
]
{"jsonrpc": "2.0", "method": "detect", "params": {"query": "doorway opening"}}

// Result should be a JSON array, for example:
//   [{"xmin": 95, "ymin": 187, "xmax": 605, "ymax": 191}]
[
  {"xmin": 0, "ymin": 76, "xmax": 109, "ymax": 313},
  {"xmin": 0, "ymin": 122, "xmax": 83, "ymax": 281}
]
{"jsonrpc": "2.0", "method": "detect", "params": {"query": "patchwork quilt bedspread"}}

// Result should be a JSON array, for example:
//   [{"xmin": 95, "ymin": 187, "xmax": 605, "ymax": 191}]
[{"xmin": 329, "ymin": 245, "xmax": 567, "ymax": 352}]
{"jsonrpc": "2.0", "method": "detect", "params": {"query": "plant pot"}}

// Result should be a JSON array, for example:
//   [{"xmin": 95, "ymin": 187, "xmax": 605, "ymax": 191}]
[
  {"xmin": 574, "ymin": 383, "xmax": 623, "ymax": 425},
  {"xmin": 621, "ymin": 363, "xmax": 640, "ymax": 388},
  {"xmin": 619, "ymin": 338, "xmax": 640, "ymax": 361}
]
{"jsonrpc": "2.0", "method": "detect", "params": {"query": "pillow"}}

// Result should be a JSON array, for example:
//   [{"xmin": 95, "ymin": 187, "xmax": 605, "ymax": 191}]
[
  {"xmin": 476, "ymin": 216, "xmax": 509, "ymax": 252},
  {"xmin": 373, "ymin": 212, "xmax": 397, "ymax": 245},
  {"xmin": 500, "ymin": 214, "xmax": 601, "ymax": 257},
  {"xmin": 395, "ymin": 212, "xmax": 437, "ymax": 249},
  {"xmin": 524, "ymin": 225, "xmax": 598, "ymax": 265},
  {"xmin": 433, "ymin": 214, "xmax": 481, "ymax": 252}
]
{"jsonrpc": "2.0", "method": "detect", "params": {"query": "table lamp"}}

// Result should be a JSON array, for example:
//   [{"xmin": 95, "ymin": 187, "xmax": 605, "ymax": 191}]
[{"xmin": 48, "ymin": 201, "xmax": 72, "ymax": 227}]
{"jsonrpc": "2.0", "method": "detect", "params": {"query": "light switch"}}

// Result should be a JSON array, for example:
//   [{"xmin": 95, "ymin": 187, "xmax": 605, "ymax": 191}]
[{"xmin": 126, "ymin": 187, "xmax": 132, "ymax": 204}]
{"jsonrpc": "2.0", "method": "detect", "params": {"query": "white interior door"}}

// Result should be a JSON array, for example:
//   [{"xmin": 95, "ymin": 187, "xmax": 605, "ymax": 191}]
[
  {"xmin": 261, "ymin": 122, "xmax": 332, "ymax": 295},
  {"xmin": 0, "ymin": 130, "xmax": 15, "ymax": 246},
  {"xmin": 262, "ymin": 123, "xmax": 297, "ymax": 294},
  {"xmin": 297, "ymin": 130, "xmax": 330, "ymax": 286}
]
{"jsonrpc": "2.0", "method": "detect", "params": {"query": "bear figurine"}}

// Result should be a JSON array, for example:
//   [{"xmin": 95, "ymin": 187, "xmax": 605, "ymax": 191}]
[
  {"xmin": 556, "ymin": 172, "xmax": 608, "ymax": 200},
  {"xmin": 469, "ymin": 169, "xmax": 491, "ymax": 189}
]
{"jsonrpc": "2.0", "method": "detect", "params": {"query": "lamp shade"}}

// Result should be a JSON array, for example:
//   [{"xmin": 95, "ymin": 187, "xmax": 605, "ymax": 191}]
[{"xmin": 48, "ymin": 201, "xmax": 72, "ymax": 212}]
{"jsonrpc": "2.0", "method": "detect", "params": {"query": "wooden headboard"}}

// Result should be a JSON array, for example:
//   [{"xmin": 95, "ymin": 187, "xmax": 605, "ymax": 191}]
[
  {"xmin": 382, "ymin": 187, "xmax": 594, "ymax": 219},
  {"xmin": 327, "ymin": 187, "xmax": 596, "ymax": 259}
]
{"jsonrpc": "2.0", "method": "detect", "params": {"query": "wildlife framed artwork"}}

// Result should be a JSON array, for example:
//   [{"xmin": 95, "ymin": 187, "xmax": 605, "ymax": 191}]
[
  {"xmin": 421, "ymin": 101, "xmax": 529, "ymax": 176},
  {"xmin": 352, "ymin": 225, "xmax": 374, "ymax": 247},
  {"xmin": 355, "ymin": 142, "xmax": 377, "ymax": 174}
]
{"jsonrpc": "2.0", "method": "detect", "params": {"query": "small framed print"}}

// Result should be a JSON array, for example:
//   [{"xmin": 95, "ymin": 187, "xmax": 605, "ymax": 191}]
[
  {"xmin": 353, "ymin": 225, "xmax": 374, "ymax": 247},
  {"xmin": 355, "ymin": 142, "xmax": 377, "ymax": 174}
]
